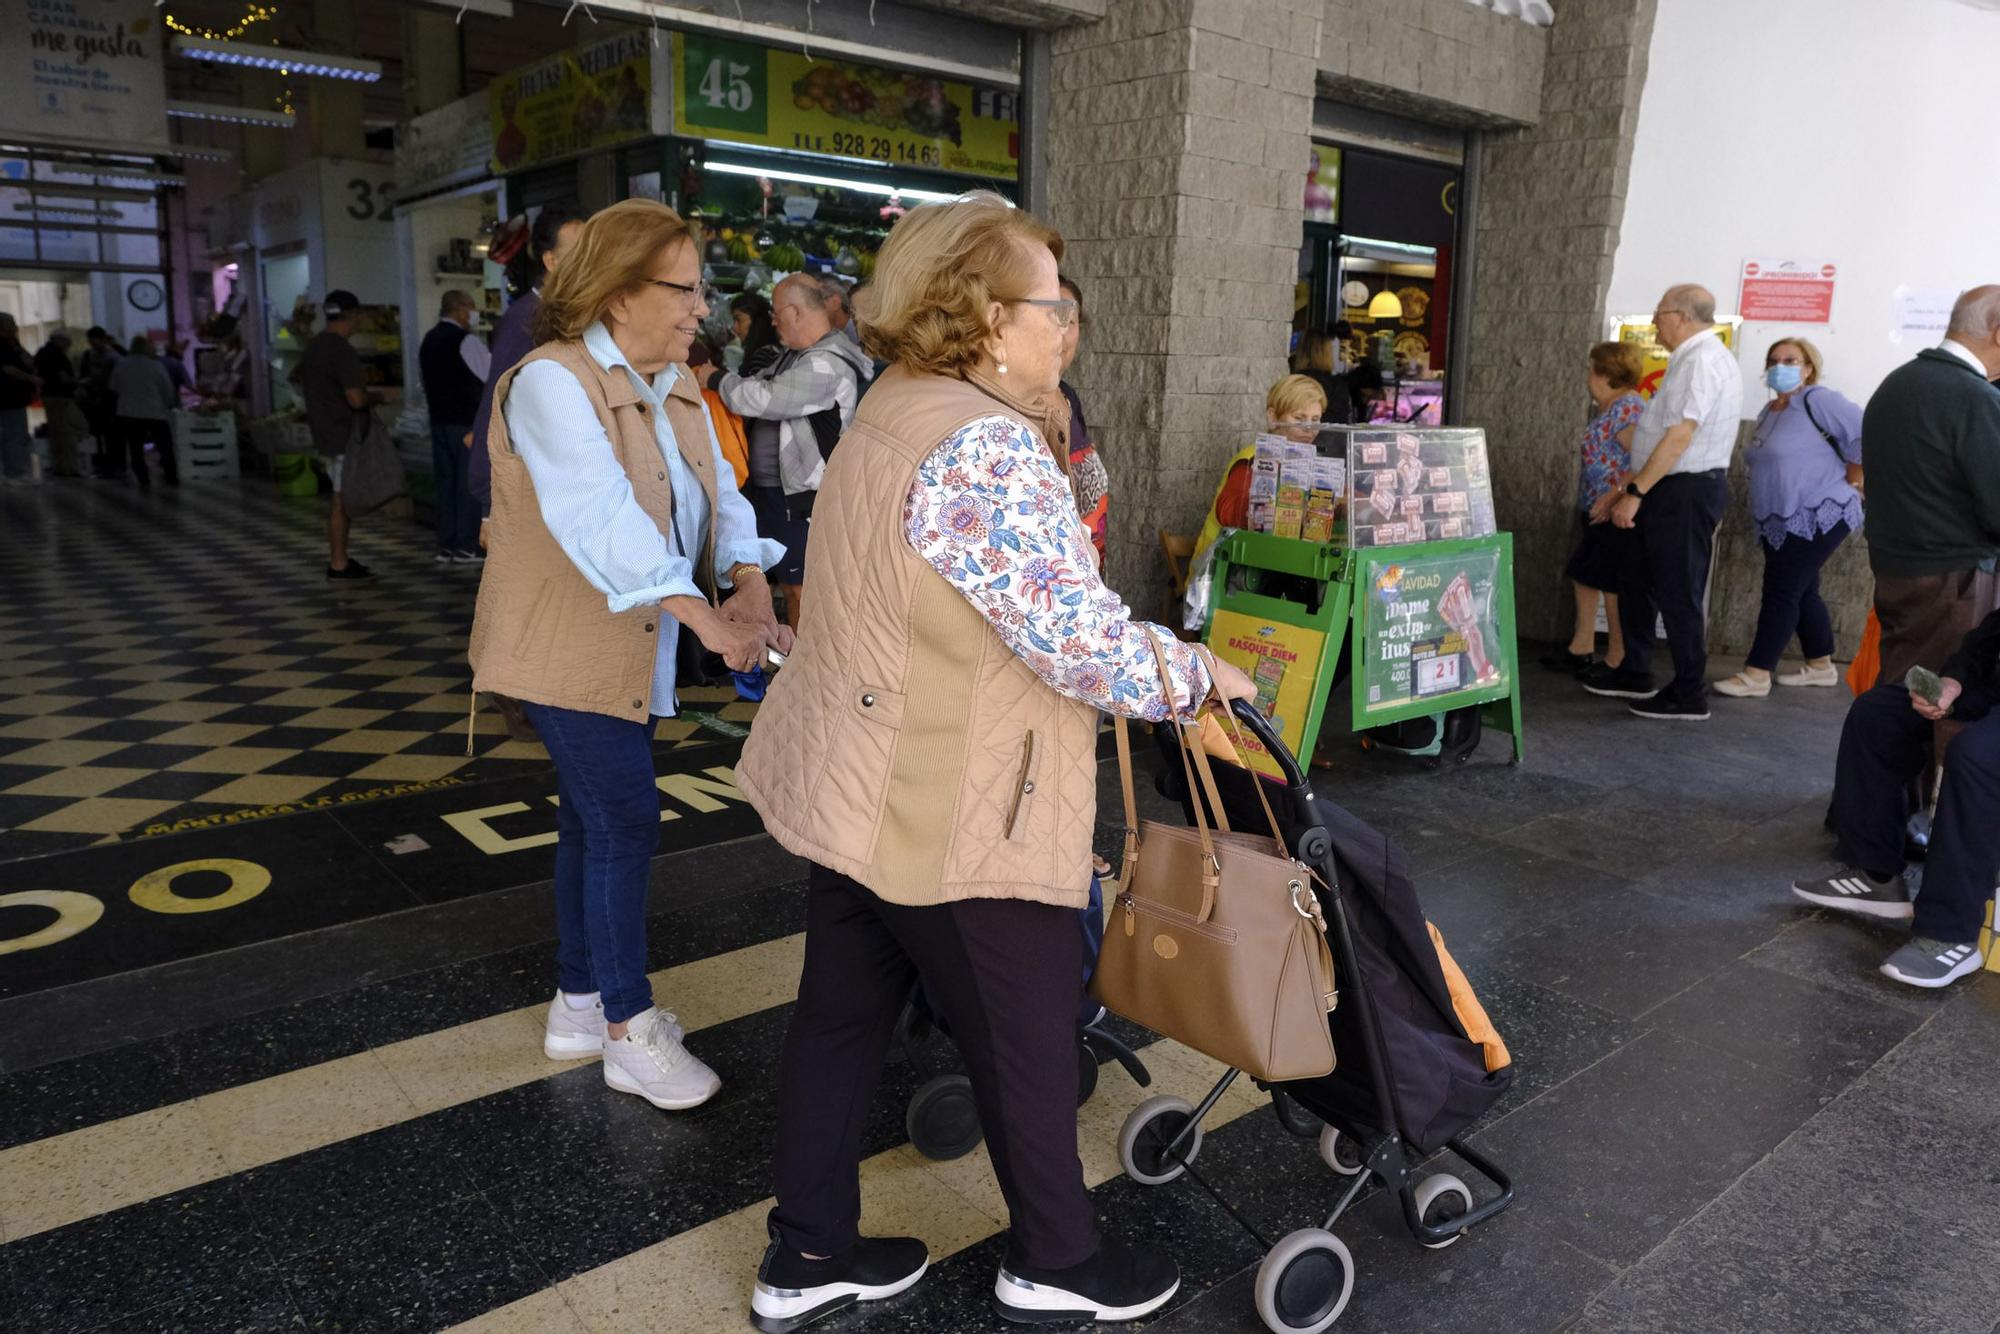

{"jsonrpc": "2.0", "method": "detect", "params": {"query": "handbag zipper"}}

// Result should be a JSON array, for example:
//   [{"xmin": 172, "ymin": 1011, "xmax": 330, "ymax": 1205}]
[{"xmin": 1114, "ymin": 890, "xmax": 1238, "ymax": 944}]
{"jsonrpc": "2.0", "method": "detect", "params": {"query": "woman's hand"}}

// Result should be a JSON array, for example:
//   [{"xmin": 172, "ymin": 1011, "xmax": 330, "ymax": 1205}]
[
  {"xmin": 664, "ymin": 595, "xmax": 766, "ymax": 672},
  {"xmin": 720, "ymin": 577, "xmax": 796, "ymax": 656},
  {"xmin": 1588, "ymin": 488, "xmax": 1620, "ymax": 525},
  {"xmin": 1208, "ymin": 656, "xmax": 1259, "ymax": 704}
]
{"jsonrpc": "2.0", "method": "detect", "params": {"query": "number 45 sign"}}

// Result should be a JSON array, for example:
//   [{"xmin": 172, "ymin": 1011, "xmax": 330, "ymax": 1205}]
[{"xmin": 696, "ymin": 51, "xmax": 760, "ymax": 121}]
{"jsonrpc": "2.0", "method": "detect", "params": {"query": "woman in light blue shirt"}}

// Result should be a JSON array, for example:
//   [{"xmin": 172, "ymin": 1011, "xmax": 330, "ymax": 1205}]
[{"xmin": 470, "ymin": 200, "xmax": 788, "ymax": 1113}]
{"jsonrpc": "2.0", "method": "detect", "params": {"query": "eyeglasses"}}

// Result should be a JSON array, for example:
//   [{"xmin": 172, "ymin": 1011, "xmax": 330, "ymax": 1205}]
[
  {"xmin": 1014, "ymin": 297, "xmax": 1079, "ymax": 329},
  {"xmin": 645, "ymin": 277, "xmax": 718, "ymax": 306}
]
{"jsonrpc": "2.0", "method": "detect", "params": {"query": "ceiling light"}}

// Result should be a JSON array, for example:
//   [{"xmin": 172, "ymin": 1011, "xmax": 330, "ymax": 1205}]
[
  {"xmin": 409, "ymin": 0, "xmax": 514, "ymax": 15},
  {"xmin": 169, "ymin": 145, "xmax": 236, "ymax": 164},
  {"xmin": 171, "ymin": 36, "xmax": 383, "ymax": 82},
  {"xmin": 1367, "ymin": 290, "xmax": 1405, "ymax": 320},
  {"xmin": 93, "ymin": 167, "xmax": 188, "ymax": 189},
  {"xmin": 167, "ymin": 100, "xmax": 297, "ymax": 129},
  {"xmin": 703, "ymin": 161, "xmax": 961, "ymax": 204}
]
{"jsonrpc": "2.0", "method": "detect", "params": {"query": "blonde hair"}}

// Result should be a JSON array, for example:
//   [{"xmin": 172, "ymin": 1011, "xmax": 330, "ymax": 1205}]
[
  {"xmin": 1295, "ymin": 331, "xmax": 1337, "ymax": 374},
  {"xmin": 535, "ymin": 199, "xmax": 698, "ymax": 344},
  {"xmin": 1588, "ymin": 341, "xmax": 1644, "ymax": 391},
  {"xmin": 1267, "ymin": 374, "xmax": 1327, "ymax": 421},
  {"xmin": 852, "ymin": 191, "xmax": 1063, "ymax": 378},
  {"xmin": 1765, "ymin": 336, "xmax": 1823, "ymax": 386}
]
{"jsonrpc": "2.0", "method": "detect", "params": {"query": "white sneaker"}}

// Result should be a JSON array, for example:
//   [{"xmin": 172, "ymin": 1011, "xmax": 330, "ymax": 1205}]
[
  {"xmin": 602, "ymin": 1006, "xmax": 719, "ymax": 1110},
  {"xmin": 544, "ymin": 992, "xmax": 607, "ymax": 1059},
  {"xmin": 1712, "ymin": 673, "xmax": 1771, "ymax": 698},
  {"xmin": 1778, "ymin": 662, "xmax": 1840, "ymax": 688}
]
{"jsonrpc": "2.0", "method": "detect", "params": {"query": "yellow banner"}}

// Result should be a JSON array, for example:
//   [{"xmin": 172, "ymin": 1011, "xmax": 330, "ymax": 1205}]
[
  {"xmin": 490, "ymin": 31, "xmax": 652, "ymax": 175},
  {"xmin": 1616, "ymin": 319, "xmax": 1739, "ymax": 399},
  {"xmin": 672, "ymin": 33, "xmax": 1019, "ymax": 181},
  {"xmin": 1206, "ymin": 610, "xmax": 1327, "ymax": 780}
]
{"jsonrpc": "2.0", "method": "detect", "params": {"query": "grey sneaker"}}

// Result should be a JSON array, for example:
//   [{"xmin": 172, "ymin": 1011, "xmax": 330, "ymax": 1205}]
[
  {"xmin": 1879, "ymin": 937, "xmax": 1985, "ymax": 989},
  {"xmin": 1791, "ymin": 869, "xmax": 1914, "ymax": 922}
]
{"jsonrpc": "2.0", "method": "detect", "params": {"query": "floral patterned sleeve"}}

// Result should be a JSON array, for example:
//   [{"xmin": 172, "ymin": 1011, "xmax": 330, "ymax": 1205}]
[{"xmin": 904, "ymin": 414, "xmax": 1212, "ymax": 722}]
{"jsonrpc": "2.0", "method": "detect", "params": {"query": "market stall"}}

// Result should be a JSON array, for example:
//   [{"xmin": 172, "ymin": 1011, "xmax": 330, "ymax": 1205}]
[{"xmin": 1196, "ymin": 423, "xmax": 1524, "ymax": 774}]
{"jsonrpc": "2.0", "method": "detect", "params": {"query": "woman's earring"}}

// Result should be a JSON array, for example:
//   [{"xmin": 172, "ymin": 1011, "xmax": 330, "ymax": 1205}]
[{"xmin": 998, "ymin": 361, "xmax": 1008, "ymax": 375}]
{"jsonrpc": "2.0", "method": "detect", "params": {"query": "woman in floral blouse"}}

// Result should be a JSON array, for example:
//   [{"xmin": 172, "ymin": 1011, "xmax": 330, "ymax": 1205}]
[
  {"xmin": 1544, "ymin": 342, "xmax": 1646, "ymax": 674},
  {"xmin": 1056, "ymin": 274, "xmax": 1112, "ymax": 564}
]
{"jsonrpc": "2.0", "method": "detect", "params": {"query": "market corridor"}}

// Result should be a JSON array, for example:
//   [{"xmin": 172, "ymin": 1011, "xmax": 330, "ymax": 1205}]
[{"xmin": 0, "ymin": 477, "xmax": 1995, "ymax": 1334}]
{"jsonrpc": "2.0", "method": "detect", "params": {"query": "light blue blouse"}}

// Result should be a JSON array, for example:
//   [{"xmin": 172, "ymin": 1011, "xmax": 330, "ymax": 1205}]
[{"xmin": 503, "ymin": 321, "xmax": 784, "ymax": 717}]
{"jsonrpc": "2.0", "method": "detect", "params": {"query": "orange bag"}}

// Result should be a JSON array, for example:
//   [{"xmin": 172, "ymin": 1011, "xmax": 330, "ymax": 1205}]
[
  {"xmin": 1848, "ymin": 607, "xmax": 1881, "ymax": 696},
  {"xmin": 704, "ymin": 388, "xmax": 750, "ymax": 487}
]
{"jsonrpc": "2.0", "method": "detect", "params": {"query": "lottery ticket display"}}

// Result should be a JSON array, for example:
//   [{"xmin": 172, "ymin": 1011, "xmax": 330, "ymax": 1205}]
[{"xmin": 1343, "ymin": 427, "xmax": 1496, "ymax": 549}]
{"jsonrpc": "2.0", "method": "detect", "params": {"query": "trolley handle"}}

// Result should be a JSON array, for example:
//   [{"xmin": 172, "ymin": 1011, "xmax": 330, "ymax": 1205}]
[{"xmin": 1226, "ymin": 699, "xmax": 1309, "ymax": 788}]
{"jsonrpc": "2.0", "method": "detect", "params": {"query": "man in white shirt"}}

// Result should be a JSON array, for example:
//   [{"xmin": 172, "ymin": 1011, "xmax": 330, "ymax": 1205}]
[{"xmin": 1581, "ymin": 283, "xmax": 1744, "ymax": 720}]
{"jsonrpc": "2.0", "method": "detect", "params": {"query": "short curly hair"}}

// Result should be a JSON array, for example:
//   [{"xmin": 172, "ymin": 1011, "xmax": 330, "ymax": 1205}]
[{"xmin": 853, "ymin": 192, "xmax": 1064, "ymax": 378}]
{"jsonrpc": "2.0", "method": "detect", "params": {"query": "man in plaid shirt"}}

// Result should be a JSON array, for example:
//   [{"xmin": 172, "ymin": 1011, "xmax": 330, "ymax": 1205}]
[{"xmin": 706, "ymin": 274, "xmax": 874, "ymax": 625}]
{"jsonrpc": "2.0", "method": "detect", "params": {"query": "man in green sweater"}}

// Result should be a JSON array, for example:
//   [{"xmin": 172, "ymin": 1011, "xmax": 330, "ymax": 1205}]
[{"xmin": 1861, "ymin": 285, "xmax": 2000, "ymax": 684}]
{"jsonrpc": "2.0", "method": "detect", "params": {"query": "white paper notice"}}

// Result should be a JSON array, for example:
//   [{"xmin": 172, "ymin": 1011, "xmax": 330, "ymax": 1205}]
[{"xmin": 1893, "ymin": 286, "xmax": 1959, "ymax": 346}]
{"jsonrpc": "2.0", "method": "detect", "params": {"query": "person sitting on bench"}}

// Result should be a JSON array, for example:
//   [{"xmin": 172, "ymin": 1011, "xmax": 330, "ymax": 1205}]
[{"xmin": 1791, "ymin": 606, "xmax": 2000, "ymax": 988}]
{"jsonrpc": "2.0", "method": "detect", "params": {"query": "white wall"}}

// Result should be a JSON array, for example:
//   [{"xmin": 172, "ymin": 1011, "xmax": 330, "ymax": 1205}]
[{"xmin": 1607, "ymin": 0, "xmax": 2000, "ymax": 415}]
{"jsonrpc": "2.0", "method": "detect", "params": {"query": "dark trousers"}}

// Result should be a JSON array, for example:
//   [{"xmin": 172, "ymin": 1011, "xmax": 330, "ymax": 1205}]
[
  {"xmin": 771, "ymin": 865, "xmax": 1097, "ymax": 1269},
  {"xmin": 1618, "ymin": 470, "xmax": 1727, "ymax": 704},
  {"xmin": 115, "ymin": 416, "xmax": 177, "ymax": 486},
  {"xmin": 1746, "ymin": 522, "xmax": 1851, "ymax": 671},
  {"xmin": 1874, "ymin": 568, "xmax": 2000, "ymax": 688},
  {"xmin": 430, "ymin": 423, "xmax": 479, "ymax": 552},
  {"xmin": 1831, "ymin": 685, "xmax": 1999, "ymax": 943},
  {"xmin": 522, "ymin": 701, "xmax": 661, "ymax": 1024}
]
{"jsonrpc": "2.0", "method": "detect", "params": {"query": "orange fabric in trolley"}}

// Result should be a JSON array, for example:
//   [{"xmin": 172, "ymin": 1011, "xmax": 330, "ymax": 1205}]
[{"xmin": 1427, "ymin": 924, "xmax": 1511, "ymax": 1073}]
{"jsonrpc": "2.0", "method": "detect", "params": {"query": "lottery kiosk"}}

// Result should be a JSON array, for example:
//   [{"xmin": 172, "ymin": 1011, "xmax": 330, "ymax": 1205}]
[{"xmin": 1197, "ymin": 424, "xmax": 1524, "ymax": 776}]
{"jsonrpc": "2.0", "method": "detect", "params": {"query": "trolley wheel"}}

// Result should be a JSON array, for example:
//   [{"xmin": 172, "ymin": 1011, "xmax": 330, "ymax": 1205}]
[
  {"xmin": 1317, "ymin": 1125, "xmax": 1366, "ymax": 1177},
  {"xmin": 1253, "ymin": 1229, "xmax": 1354, "ymax": 1333},
  {"xmin": 1412, "ymin": 1172, "xmax": 1473, "ymax": 1249},
  {"xmin": 1118, "ymin": 1094, "xmax": 1203, "ymax": 1186},
  {"xmin": 1076, "ymin": 1034, "xmax": 1100, "ymax": 1107},
  {"xmin": 1271, "ymin": 1089, "xmax": 1323, "ymax": 1139},
  {"xmin": 905, "ymin": 1075, "xmax": 982, "ymax": 1162}
]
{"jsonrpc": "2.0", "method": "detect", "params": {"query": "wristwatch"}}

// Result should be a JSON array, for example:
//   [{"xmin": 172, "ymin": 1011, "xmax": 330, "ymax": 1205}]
[{"xmin": 1624, "ymin": 481, "xmax": 1646, "ymax": 499}]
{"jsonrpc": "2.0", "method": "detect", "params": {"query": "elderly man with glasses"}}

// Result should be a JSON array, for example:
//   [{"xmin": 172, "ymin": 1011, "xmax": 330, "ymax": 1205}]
[
  {"xmin": 705, "ymin": 272, "xmax": 876, "ymax": 629},
  {"xmin": 1581, "ymin": 283, "xmax": 1744, "ymax": 720}
]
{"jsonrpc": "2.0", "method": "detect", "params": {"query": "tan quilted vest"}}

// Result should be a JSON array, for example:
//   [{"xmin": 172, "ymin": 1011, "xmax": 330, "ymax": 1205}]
[
  {"xmin": 736, "ymin": 365, "xmax": 1098, "ymax": 910},
  {"xmin": 468, "ymin": 339, "xmax": 717, "ymax": 722}
]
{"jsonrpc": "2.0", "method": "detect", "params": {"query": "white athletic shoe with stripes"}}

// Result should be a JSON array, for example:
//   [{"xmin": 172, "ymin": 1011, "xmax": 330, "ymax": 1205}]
[
  {"xmin": 1880, "ymin": 938, "xmax": 1986, "ymax": 989},
  {"xmin": 1790, "ymin": 869, "xmax": 1914, "ymax": 922}
]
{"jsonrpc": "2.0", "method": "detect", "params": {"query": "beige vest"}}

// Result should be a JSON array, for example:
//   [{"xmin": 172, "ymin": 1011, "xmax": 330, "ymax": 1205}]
[
  {"xmin": 468, "ymin": 340, "xmax": 717, "ymax": 722},
  {"xmin": 735, "ymin": 365, "xmax": 1098, "ymax": 910}
]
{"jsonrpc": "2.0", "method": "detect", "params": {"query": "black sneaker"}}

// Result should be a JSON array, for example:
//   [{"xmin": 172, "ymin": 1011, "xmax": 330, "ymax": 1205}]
[
  {"xmin": 1580, "ymin": 664, "xmax": 1656, "ymax": 699},
  {"xmin": 1539, "ymin": 647, "xmax": 1595, "ymax": 674},
  {"xmin": 1791, "ymin": 867, "xmax": 1914, "ymax": 921},
  {"xmin": 451, "ymin": 548, "xmax": 486, "ymax": 563},
  {"xmin": 749, "ymin": 1235, "xmax": 928, "ymax": 1333},
  {"xmin": 995, "ymin": 1240, "xmax": 1180, "ymax": 1324},
  {"xmin": 434, "ymin": 548, "xmax": 455, "ymax": 564},
  {"xmin": 326, "ymin": 559, "xmax": 375, "ymax": 581},
  {"xmin": 1628, "ymin": 691, "xmax": 1709, "ymax": 721}
]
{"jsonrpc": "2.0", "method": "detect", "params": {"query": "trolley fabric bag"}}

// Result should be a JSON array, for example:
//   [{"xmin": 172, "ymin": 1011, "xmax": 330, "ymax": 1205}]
[{"xmin": 1090, "ymin": 636, "xmax": 1338, "ymax": 1084}]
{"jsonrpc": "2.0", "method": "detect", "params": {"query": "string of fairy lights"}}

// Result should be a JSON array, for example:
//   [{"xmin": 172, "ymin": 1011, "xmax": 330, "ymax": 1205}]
[{"xmin": 162, "ymin": 3, "xmax": 298, "ymax": 114}]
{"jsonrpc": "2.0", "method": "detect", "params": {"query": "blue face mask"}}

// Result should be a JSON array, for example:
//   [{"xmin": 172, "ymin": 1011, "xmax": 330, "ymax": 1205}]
[{"xmin": 1766, "ymin": 363, "xmax": 1804, "ymax": 393}]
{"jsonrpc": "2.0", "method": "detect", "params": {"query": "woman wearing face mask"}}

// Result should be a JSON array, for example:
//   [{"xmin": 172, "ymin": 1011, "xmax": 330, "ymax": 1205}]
[{"xmin": 1713, "ymin": 337, "xmax": 1864, "ymax": 698}]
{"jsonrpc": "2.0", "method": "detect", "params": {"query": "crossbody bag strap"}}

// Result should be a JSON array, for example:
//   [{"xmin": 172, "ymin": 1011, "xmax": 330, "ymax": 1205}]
[{"xmin": 1798, "ymin": 387, "xmax": 1843, "ymax": 457}]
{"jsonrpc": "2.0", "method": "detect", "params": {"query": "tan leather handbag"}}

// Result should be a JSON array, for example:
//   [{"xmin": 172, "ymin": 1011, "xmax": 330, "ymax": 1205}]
[{"xmin": 1089, "ymin": 636, "xmax": 1338, "ymax": 1083}]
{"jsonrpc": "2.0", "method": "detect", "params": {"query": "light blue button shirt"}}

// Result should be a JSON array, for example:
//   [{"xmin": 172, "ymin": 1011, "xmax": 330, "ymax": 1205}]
[{"xmin": 503, "ymin": 321, "xmax": 784, "ymax": 717}]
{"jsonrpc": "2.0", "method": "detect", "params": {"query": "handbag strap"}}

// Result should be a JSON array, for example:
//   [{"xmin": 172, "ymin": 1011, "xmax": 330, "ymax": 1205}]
[
  {"xmin": 1797, "ymin": 387, "xmax": 1844, "ymax": 459},
  {"xmin": 1138, "ymin": 626, "xmax": 1223, "ymax": 920},
  {"xmin": 1212, "ymin": 690, "xmax": 1291, "ymax": 855}
]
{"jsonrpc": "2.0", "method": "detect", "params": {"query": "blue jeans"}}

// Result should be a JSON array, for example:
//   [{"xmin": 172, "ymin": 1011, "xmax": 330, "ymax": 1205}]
[
  {"xmin": 430, "ymin": 423, "xmax": 479, "ymax": 552},
  {"xmin": 1747, "ymin": 521, "xmax": 1850, "ymax": 671},
  {"xmin": 524, "ymin": 702, "xmax": 661, "ymax": 1023}
]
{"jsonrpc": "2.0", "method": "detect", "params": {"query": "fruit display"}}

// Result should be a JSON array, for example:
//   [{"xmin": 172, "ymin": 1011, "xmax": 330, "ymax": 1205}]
[{"xmin": 791, "ymin": 63, "xmax": 962, "ymax": 145}]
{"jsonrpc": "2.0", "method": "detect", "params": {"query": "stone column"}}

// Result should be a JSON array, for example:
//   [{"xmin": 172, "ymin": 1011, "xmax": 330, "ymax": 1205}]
[
  {"xmin": 1460, "ymin": 0, "xmax": 1658, "ymax": 640},
  {"xmin": 1047, "ymin": 0, "xmax": 1322, "ymax": 609},
  {"xmin": 403, "ymin": 8, "xmax": 465, "ymax": 117}
]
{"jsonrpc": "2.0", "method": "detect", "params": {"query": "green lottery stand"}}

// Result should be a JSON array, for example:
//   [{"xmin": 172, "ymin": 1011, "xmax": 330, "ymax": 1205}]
[{"xmin": 1198, "ymin": 424, "xmax": 1525, "ymax": 777}]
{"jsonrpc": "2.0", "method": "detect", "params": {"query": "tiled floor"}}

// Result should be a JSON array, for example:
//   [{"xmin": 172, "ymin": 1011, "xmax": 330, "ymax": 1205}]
[
  {"xmin": 0, "ymin": 478, "xmax": 754, "ymax": 860},
  {"xmin": 1, "ymin": 485, "xmax": 1996, "ymax": 1334}
]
